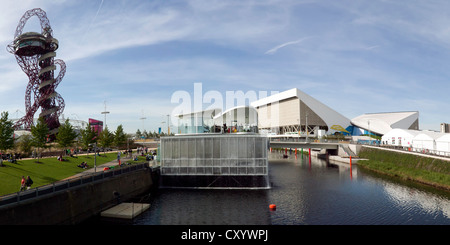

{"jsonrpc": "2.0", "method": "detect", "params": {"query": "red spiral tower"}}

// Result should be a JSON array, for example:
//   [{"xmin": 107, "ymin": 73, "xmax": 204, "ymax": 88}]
[{"xmin": 7, "ymin": 8, "xmax": 66, "ymax": 140}]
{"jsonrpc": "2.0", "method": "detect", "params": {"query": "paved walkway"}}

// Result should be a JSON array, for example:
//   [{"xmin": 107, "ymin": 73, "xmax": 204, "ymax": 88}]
[
  {"xmin": 362, "ymin": 145, "xmax": 450, "ymax": 162},
  {"xmin": 64, "ymin": 151, "xmax": 158, "ymax": 180},
  {"xmin": 65, "ymin": 158, "xmax": 123, "ymax": 180}
]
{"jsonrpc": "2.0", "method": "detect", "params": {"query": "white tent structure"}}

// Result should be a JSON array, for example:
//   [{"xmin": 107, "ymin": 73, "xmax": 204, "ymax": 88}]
[
  {"xmin": 381, "ymin": 128, "xmax": 420, "ymax": 148},
  {"xmin": 412, "ymin": 131, "xmax": 446, "ymax": 152},
  {"xmin": 436, "ymin": 134, "xmax": 450, "ymax": 156}
]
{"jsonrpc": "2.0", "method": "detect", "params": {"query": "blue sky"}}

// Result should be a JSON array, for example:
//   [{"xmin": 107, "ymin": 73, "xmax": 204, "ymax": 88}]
[{"xmin": 1, "ymin": 0, "xmax": 449, "ymax": 134}]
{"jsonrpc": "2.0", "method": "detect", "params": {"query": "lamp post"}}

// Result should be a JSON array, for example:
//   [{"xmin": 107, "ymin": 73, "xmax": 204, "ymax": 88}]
[
  {"xmin": 140, "ymin": 116, "xmax": 146, "ymax": 132},
  {"xmin": 167, "ymin": 114, "xmax": 170, "ymax": 135},
  {"xmin": 94, "ymin": 143, "xmax": 97, "ymax": 173},
  {"xmin": 101, "ymin": 101, "xmax": 110, "ymax": 130}
]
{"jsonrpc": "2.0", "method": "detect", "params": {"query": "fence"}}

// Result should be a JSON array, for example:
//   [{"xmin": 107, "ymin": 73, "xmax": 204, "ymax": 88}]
[{"xmin": 0, "ymin": 162, "xmax": 149, "ymax": 208}]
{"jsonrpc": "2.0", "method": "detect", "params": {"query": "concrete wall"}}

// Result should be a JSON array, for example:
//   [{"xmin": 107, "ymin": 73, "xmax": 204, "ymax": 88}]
[{"xmin": 0, "ymin": 168, "xmax": 155, "ymax": 225}]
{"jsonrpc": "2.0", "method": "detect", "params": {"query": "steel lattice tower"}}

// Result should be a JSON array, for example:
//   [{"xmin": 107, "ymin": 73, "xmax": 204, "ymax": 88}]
[{"xmin": 7, "ymin": 8, "xmax": 66, "ymax": 140}]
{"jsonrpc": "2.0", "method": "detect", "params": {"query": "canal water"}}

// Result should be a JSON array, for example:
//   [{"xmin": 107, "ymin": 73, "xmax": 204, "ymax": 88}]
[{"xmin": 99, "ymin": 152, "xmax": 450, "ymax": 225}]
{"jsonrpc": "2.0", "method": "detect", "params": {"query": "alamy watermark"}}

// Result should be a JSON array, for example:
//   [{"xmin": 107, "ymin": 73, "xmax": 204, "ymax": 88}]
[{"xmin": 170, "ymin": 83, "xmax": 280, "ymax": 128}]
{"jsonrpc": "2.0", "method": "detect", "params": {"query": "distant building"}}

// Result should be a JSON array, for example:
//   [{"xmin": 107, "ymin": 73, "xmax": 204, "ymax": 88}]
[
  {"xmin": 175, "ymin": 106, "xmax": 258, "ymax": 134},
  {"xmin": 89, "ymin": 118, "xmax": 103, "ymax": 136},
  {"xmin": 173, "ymin": 88, "xmax": 422, "ymax": 138},
  {"xmin": 441, "ymin": 123, "xmax": 450, "ymax": 133}
]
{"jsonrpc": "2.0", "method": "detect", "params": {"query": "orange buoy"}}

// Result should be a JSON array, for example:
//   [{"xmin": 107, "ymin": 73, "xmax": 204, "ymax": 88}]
[
  {"xmin": 103, "ymin": 167, "xmax": 109, "ymax": 171},
  {"xmin": 269, "ymin": 204, "xmax": 276, "ymax": 210}
]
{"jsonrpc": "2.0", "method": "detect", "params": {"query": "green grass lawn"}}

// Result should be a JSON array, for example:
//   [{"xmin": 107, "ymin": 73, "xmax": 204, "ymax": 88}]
[
  {"xmin": 0, "ymin": 152, "xmax": 119, "ymax": 196},
  {"xmin": 358, "ymin": 147, "xmax": 450, "ymax": 190}
]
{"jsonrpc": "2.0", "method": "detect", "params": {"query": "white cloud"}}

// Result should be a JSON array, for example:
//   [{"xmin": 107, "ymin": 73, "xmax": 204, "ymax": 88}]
[
  {"xmin": 265, "ymin": 37, "xmax": 313, "ymax": 55},
  {"xmin": 1, "ymin": 0, "xmax": 450, "ymax": 133}
]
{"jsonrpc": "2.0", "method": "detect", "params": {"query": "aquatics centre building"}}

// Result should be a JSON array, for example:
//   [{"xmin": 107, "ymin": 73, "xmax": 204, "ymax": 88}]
[
  {"xmin": 250, "ymin": 88, "xmax": 419, "ymax": 138},
  {"xmin": 173, "ymin": 87, "xmax": 421, "ymax": 138}
]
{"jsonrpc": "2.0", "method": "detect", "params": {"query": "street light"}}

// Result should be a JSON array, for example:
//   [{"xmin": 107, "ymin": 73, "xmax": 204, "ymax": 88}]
[
  {"xmin": 101, "ymin": 101, "xmax": 110, "ymax": 130},
  {"xmin": 167, "ymin": 114, "xmax": 170, "ymax": 135},
  {"xmin": 140, "ymin": 109, "xmax": 146, "ymax": 134}
]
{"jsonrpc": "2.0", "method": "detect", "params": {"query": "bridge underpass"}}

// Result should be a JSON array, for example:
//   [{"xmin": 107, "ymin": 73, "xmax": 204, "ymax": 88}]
[
  {"xmin": 268, "ymin": 139, "xmax": 358, "ymax": 158},
  {"xmin": 269, "ymin": 141, "xmax": 339, "ymax": 150}
]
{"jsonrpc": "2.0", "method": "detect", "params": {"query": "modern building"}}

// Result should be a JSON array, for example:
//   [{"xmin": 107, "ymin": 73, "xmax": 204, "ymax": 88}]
[
  {"xmin": 164, "ymin": 105, "xmax": 267, "ymax": 188},
  {"xmin": 176, "ymin": 108, "xmax": 220, "ymax": 134},
  {"xmin": 441, "ymin": 123, "xmax": 450, "ymax": 133},
  {"xmin": 159, "ymin": 133, "xmax": 269, "ymax": 188},
  {"xmin": 350, "ymin": 111, "xmax": 419, "ymax": 137},
  {"xmin": 175, "ymin": 106, "xmax": 258, "ymax": 134},
  {"xmin": 250, "ymin": 88, "xmax": 351, "ymax": 136},
  {"xmin": 89, "ymin": 118, "xmax": 103, "ymax": 136},
  {"xmin": 173, "ymin": 88, "xmax": 423, "ymax": 138}
]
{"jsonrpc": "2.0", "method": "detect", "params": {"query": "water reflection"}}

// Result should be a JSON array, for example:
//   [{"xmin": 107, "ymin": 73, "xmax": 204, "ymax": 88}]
[
  {"xmin": 383, "ymin": 181, "xmax": 450, "ymax": 219},
  {"xmin": 93, "ymin": 151, "xmax": 450, "ymax": 225},
  {"xmin": 268, "ymin": 151, "xmax": 450, "ymax": 225},
  {"xmin": 133, "ymin": 189, "xmax": 271, "ymax": 225}
]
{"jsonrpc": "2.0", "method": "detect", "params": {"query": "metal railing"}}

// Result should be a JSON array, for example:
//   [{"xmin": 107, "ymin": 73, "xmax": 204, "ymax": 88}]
[{"xmin": 0, "ymin": 162, "xmax": 149, "ymax": 208}]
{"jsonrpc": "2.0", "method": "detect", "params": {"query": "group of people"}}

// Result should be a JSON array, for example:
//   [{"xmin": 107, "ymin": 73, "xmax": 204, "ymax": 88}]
[
  {"xmin": 136, "ymin": 147, "xmax": 149, "ymax": 156},
  {"xmin": 20, "ymin": 176, "xmax": 33, "ymax": 191},
  {"xmin": 15, "ymin": 148, "xmax": 157, "ymax": 193},
  {"xmin": 0, "ymin": 153, "xmax": 19, "ymax": 164}
]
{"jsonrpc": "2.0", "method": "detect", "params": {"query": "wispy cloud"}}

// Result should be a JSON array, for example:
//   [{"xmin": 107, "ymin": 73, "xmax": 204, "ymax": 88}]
[{"xmin": 265, "ymin": 37, "xmax": 312, "ymax": 55}]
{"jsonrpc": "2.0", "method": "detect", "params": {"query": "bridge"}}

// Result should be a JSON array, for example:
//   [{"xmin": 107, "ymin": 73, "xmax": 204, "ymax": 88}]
[
  {"xmin": 269, "ymin": 141, "xmax": 339, "ymax": 150},
  {"xmin": 267, "ymin": 135, "xmax": 358, "ymax": 157},
  {"xmin": 268, "ymin": 134, "xmax": 340, "ymax": 150}
]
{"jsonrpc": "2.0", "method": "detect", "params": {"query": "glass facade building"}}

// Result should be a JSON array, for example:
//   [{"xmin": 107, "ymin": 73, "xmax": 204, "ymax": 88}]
[
  {"xmin": 176, "ymin": 106, "xmax": 258, "ymax": 134},
  {"xmin": 160, "ymin": 134, "xmax": 268, "ymax": 176}
]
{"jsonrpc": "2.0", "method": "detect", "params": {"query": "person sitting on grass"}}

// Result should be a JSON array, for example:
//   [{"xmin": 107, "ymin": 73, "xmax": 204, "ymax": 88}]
[
  {"xmin": 8, "ymin": 156, "xmax": 17, "ymax": 164},
  {"xmin": 77, "ymin": 162, "xmax": 89, "ymax": 169}
]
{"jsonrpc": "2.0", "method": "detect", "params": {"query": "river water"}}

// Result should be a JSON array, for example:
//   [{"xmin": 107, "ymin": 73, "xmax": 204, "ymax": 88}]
[{"xmin": 97, "ymin": 152, "xmax": 450, "ymax": 225}]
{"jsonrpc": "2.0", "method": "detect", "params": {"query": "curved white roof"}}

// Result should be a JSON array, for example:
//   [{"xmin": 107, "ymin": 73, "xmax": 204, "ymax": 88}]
[
  {"xmin": 382, "ymin": 128, "xmax": 421, "ymax": 138},
  {"xmin": 351, "ymin": 111, "xmax": 419, "ymax": 135},
  {"xmin": 251, "ymin": 88, "xmax": 350, "ymax": 131},
  {"xmin": 414, "ymin": 131, "xmax": 446, "ymax": 141}
]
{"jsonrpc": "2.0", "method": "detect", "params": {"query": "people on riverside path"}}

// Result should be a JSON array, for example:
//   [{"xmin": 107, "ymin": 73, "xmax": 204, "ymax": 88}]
[
  {"xmin": 20, "ymin": 176, "xmax": 26, "ymax": 191},
  {"xmin": 25, "ymin": 176, "xmax": 33, "ymax": 190},
  {"xmin": 117, "ymin": 151, "xmax": 121, "ymax": 166}
]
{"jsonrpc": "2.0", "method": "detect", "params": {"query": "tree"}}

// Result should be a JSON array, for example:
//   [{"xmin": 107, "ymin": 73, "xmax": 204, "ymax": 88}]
[
  {"xmin": 114, "ymin": 124, "xmax": 127, "ymax": 149},
  {"xmin": 98, "ymin": 126, "xmax": 114, "ymax": 152},
  {"xmin": 135, "ymin": 129, "xmax": 142, "ymax": 139},
  {"xmin": 30, "ymin": 117, "xmax": 49, "ymax": 162},
  {"xmin": 56, "ymin": 119, "xmax": 78, "ymax": 150},
  {"xmin": 0, "ymin": 111, "xmax": 15, "ymax": 166},
  {"xmin": 18, "ymin": 134, "xmax": 33, "ymax": 157},
  {"xmin": 79, "ymin": 123, "xmax": 97, "ymax": 150},
  {"xmin": 142, "ymin": 130, "xmax": 148, "ymax": 139}
]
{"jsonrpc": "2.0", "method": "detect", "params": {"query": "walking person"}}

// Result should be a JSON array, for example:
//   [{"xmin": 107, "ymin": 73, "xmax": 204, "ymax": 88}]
[
  {"xmin": 117, "ymin": 151, "xmax": 121, "ymax": 166},
  {"xmin": 20, "ymin": 176, "xmax": 26, "ymax": 191},
  {"xmin": 25, "ymin": 176, "xmax": 33, "ymax": 190}
]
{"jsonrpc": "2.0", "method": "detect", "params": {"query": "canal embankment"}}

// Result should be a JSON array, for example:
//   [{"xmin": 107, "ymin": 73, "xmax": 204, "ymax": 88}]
[
  {"xmin": 0, "ymin": 163, "xmax": 158, "ymax": 225},
  {"xmin": 357, "ymin": 146, "xmax": 450, "ymax": 191}
]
